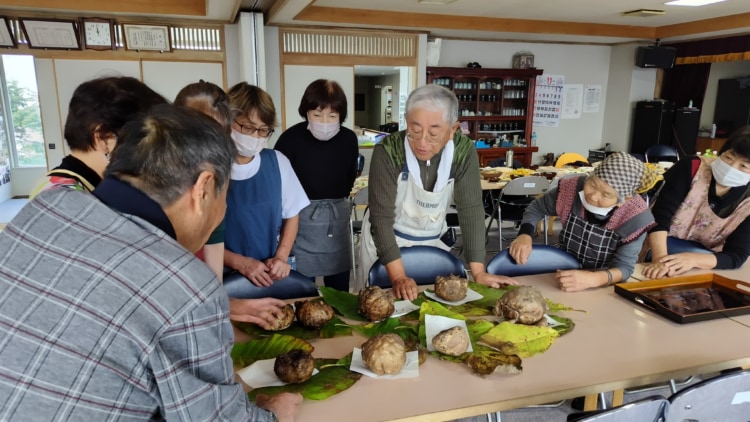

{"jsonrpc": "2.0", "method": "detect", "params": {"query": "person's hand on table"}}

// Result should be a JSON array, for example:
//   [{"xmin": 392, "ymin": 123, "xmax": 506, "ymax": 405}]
[
  {"xmin": 641, "ymin": 259, "xmax": 672, "ymax": 279},
  {"xmin": 655, "ymin": 253, "xmax": 702, "ymax": 276},
  {"xmin": 555, "ymin": 269, "xmax": 601, "ymax": 292},
  {"xmin": 228, "ymin": 298, "xmax": 288, "ymax": 329},
  {"xmin": 474, "ymin": 271, "xmax": 517, "ymax": 288},
  {"xmin": 265, "ymin": 256, "xmax": 291, "ymax": 280},
  {"xmin": 509, "ymin": 234, "xmax": 533, "ymax": 265},
  {"xmin": 255, "ymin": 392, "xmax": 302, "ymax": 422},
  {"xmin": 237, "ymin": 256, "xmax": 274, "ymax": 287},
  {"xmin": 391, "ymin": 275, "xmax": 419, "ymax": 301}
]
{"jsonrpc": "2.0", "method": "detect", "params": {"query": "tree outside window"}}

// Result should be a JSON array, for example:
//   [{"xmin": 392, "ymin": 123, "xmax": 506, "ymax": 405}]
[{"xmin": 2, "ymin": 55, "xmax": 46, "ymax": 168}]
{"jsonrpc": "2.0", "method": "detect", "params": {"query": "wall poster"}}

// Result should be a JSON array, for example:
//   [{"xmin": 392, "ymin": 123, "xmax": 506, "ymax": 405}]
[{"xmin": 533, "ymin": 74, "xmax": 564, "ymax": 127}]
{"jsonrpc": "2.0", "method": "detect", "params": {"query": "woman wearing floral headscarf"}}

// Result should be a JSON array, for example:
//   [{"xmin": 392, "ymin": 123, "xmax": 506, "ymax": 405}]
[{"xmin": 509, "ymin": 152, "xmax": 656, "ymax": 291}]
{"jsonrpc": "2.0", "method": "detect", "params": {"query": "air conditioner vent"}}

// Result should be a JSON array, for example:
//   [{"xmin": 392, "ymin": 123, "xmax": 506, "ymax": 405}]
[{"xmin": 622, "ymin": 9, "xmax": 665, "ymax": 17}]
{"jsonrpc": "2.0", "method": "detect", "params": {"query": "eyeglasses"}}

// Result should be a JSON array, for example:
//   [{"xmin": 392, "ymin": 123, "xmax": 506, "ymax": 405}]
[
  {"xmin": 406, "ymin": 131, "xmax": 444, "ymax": 146},
  {"xmin": 234, "ymin": 120, "xmax": 274, "ymax": 137}
]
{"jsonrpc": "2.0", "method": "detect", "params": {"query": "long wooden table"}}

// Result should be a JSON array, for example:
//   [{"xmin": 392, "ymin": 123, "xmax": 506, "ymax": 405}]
[{"xmin": 236, "ymin": 267, "xmax": 750, "ymax": 422}]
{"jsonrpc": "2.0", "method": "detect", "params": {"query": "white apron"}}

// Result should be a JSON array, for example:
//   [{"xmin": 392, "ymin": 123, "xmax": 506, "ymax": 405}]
[{"xmin": 356, "ymin": 139, "xmax": 455, "ymax": 290}]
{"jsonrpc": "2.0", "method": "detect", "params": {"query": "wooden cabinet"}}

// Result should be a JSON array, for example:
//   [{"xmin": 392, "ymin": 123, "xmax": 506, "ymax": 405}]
[
  {"xmin": 477, "ymin": 147, "xmax": 539, "ymax": 168},
  {"xmin": 426, "ymin": 67, "xmax": 543, "ymax": 144},
  {"xmin": 695, "ymin": 137, "xmax": 726, "ymax": 154}
]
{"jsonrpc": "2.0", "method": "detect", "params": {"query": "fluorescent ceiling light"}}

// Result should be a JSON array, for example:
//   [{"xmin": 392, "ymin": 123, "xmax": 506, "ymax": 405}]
[{"xmin": 665, "ymin": 0, "xmax": 727, "ymax": 6}]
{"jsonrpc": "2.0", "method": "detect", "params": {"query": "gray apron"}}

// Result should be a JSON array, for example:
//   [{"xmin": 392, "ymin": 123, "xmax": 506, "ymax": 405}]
[{"xmin": 294, "ymin": 198, "xmax": 351, "ymax": 277}]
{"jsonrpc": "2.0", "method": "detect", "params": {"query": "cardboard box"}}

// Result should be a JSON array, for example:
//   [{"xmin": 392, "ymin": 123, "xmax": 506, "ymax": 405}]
[{"xmin": 615, "ymin": 273, "xmax": 750, "ymax": 324}]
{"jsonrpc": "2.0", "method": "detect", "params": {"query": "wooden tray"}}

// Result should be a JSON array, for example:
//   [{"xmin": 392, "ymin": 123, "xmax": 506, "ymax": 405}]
[{"xmin": 615, "ymin": 273, "xmax": 750, "ymax": 324}]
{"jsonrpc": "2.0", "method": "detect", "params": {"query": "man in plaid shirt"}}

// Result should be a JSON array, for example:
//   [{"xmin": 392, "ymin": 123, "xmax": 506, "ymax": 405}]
[{"xmin": 0, "ymin": 105, "xmax": 301, "ymax": 421}]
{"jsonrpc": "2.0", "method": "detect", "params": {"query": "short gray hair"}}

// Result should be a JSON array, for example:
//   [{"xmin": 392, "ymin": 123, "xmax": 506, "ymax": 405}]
[
  {"xmin": 105, "ymin": 104, "xmax": 236, "ymax": 207},
  {"xmin": 405, "ymin": 84, "xmax": 458, "ymax": 126}
]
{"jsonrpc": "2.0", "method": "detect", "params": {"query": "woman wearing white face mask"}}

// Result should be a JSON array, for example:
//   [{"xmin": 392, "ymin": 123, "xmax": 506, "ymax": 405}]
[
  {"xmin": 643, "ymin": 126, "xmax": 750, "ymax": 278},
  {"xmin": 218, "ymin": 82, "xmax": 311, "ymax": 291},
  {"xmin": 509, "ymin": 152, "xmax": 656, "ymax": 292},
  {"xmin": 275, "ymin": 79, "xmax": 359, "ymax": 292}
]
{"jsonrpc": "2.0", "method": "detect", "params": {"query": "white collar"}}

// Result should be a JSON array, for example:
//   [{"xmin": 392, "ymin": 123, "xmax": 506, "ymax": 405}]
[{"xmin": 404, "ymin": 136, "xmax": 454, "ymax": 192}]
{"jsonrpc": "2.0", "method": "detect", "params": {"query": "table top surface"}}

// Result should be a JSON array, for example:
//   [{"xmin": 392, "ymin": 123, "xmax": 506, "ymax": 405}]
[{"xmin": 235, "ymin": 265, "xmax": 750, "ymax": 422}]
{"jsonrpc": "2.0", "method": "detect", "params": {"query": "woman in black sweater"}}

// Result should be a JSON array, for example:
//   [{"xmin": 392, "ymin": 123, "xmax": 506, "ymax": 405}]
[{"xmin": 275, "ymin": 79, "xmax": 359, "ymax": 291}]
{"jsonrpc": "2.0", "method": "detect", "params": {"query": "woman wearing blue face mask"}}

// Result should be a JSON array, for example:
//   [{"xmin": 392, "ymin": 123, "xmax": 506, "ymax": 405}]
[
  {"xmin": 275, "ymin": 79, "xmax": 359, "ymax": 292},
  {"xmin": 509, "ymin": 152, "xmax": 656, "ymax": 291},
  {"xmin": 643, "ymin": 126, "xmax": 750, "ymax": 278},
  {"xmin": 219, "ymin": 82, "xmax": 310, "ymax": 290}
]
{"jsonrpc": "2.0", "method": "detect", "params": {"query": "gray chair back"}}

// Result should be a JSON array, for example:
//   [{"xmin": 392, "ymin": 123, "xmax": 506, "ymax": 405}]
[{"xmin": 666, "ymin": 369, "xmax": 750, "ymax": 422}]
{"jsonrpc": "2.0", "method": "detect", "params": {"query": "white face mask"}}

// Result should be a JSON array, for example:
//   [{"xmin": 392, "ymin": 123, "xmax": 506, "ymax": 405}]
[
  {"xmin": 307, "ymin": 121, "xmax": 340, "ymax": 141},
  {"xmin": 231, "ymin": 129, "xmax": 266, "ymax": 158},
  {"xmin": 711, "ymin": 158, "xmax": 750, "ymax": 187},
  {"xmin": 579, "ymin": 190, "xmax": 615, "ymax": 217}
]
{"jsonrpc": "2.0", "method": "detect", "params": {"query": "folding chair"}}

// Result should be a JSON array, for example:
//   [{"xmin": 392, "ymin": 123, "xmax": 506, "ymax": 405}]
[
  {"xmin": 665, "ymin": 369, "xmax": 750, "ymax": 422},
  {"xmin": 350, "ymin": 186, "xmax": 369, "ymax": 270},
  {"xmin": 486, "ymin": 175, "xmax": 549, "ymax": 250},
  {"xmin": 645, "ymin": 144, "xmax": 679, "ymax": 163},
  {"xmin": 568, "ymin": 395, "xmax": 668, "ymax": 422}
]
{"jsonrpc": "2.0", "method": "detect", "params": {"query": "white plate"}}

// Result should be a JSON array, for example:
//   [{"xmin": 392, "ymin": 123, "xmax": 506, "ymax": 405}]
[
  {"xmin": 391, "ymin": 300, "xmax": 420, "ymax": 317},
  {"xmin": 350, "ymin": 348, "xmax": 420, "ymax": 379},
  {"xmin": 424, "ymin": 314, "xmax": 473, "ymax": 353},
  {"xmin": 423, "ymin": 287, "xmax": 482, "ymax": 305},
  {"xmin": 237, "ymin": 358, "xmax": 319, "ymax": 388}
]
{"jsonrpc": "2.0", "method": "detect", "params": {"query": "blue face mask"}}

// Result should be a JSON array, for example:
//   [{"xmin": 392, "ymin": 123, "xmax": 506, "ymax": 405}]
[{"xmin": 578, "ymin": 191, "xmax": 615, "ymax": 216}]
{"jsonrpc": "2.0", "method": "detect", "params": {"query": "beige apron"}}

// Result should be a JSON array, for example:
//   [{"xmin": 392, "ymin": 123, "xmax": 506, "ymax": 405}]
[{"xmin": 355, "ymin": 172, "xmax": 454, "ymax": 291}]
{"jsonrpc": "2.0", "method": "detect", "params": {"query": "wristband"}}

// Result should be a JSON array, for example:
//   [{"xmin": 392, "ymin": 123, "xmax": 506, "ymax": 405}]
[{"xmin": 604, "ymin": 269, "xmax": 613, "ymax": 287}]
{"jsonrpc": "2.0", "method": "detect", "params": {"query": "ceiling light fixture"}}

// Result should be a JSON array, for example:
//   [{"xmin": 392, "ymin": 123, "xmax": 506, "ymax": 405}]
[
  {"xmin": 622, "ymin": 9, "xmax": 666, "ymax": 17},
  {"xmin": 664, "ymin": 0, "xmax": 727, "ymax": 6},
  {"xmin": 418, "ymin": 0, "xmax": 458, "ymax": 4}
]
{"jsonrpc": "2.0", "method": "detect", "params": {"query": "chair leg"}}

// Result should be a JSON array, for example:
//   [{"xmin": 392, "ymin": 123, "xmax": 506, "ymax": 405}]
[{"xmin": 543, "ymin": 216, "xmax": 548, "ymax": 245}]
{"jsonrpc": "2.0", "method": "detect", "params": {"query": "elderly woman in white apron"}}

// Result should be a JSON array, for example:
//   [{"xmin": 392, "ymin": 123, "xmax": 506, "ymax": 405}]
[
  {"xmin": 275, "ymin": 79, "xmax": 360, "ymax": 291},
  {"xmin": 509, "ymin": 152, "xmax": 656, "ymax": 292},
  {"xmin": 358, "ymin": 84, "xmax": 515, "ymax": 300}
]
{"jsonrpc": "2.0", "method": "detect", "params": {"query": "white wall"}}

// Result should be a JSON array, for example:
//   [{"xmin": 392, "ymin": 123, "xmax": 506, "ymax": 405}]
[
  {"xmin": 601, "ymin": 44, "xmax": 657, "ymax": 152},
  {"xmin": 437, "ymin": 39, "xmax": 612, "ymax": 165},
  {"xmin": 701, "ymin": 60, "xmax": 750, "ymax": 129}
]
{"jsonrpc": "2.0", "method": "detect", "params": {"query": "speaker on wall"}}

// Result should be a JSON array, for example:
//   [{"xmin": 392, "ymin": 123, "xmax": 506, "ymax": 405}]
[{"xmin": 636, "ymin": 46, "xmax": 677, "ymax": 69}]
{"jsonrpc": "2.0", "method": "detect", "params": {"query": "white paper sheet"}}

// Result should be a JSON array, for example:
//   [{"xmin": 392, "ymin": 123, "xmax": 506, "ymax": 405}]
[
  {"xmin": 425, "ymin": 314, "xmax": 473, "ymax": 353},
  {"xmin": 350, "ymin": 349, "xmax": 420, "ymax": 379}
]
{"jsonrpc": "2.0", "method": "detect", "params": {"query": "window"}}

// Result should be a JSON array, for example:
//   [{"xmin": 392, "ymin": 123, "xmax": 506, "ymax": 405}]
[{"xmin": 0, "ymin": 55, "xmax": 46, "ymax": 168}]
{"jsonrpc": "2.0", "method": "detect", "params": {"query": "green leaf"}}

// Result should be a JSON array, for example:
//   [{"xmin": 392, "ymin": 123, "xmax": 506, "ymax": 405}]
[
  {"xmin": 350, "ymin": 317, "xmax": 420, "ymax": 346},
  {"xmin": 468, "ymin": 282, "xmax": 511, "ymax": 308},
  {"xmin": 548, "ymin": 314, "xmax": 576, "ymax": 336},
  {"xmin": 318, "ymin": 316, "xmax": 353, "ymax": 338},
  {"xmin": 462, "ymin": 345, "xmax": 523, "ymax": 376},
  {"xmin": 247, "ymin": 356, "xmax": 362, "ymax": 401},
  {"xmin": 479, "ymin": 321, "xmax": 559, "ymax": 358},
  {"xmin": 319, "ymin": 286, "xmax": 366, "ymax": 321},
  {"xmin": 231, "ymin": 334, "xmax": 314, "ymax": 367}
]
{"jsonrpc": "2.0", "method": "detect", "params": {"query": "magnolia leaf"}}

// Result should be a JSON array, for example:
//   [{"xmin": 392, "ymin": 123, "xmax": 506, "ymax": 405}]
[
  {"xmin": 462, "ymin": 346, "xmax": 523, "ymax": 376},
  {"xmin": 467, "ymin": 282, "xmax": 511, "ymax": 308},
  {"xmin": 351, "ymin": 317, "xmax": 419, "ymax": 346},
  {"xmin": 467, "ymin": 319, "xmax": 495, "ymax": 340},
  {"xmin": 548, "ymin": 314, "xmax": 575, "ymax": 336},
  {"xmin": 319, "ymin": 315, "xmax": 353, "ymax": 338},
  {"xmin": 479, "ymin": 321, "xmax": 559, "ymax": 358},
  {"xmin": 232, "ymin": 334, "xmax": 314, "ymax": 367},
  {"xmin": 248, "ymin": 360, "xmax": 362, "ymax": 401},
  {"xmin": 319, "ymin": 286, "xmax": 366, "ymax": 321},
  {"xmin": 418, "ymin": 300, "xmax": 466, "ymax": 347}
]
